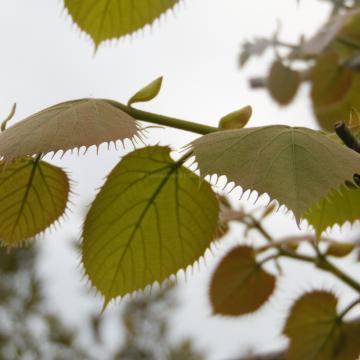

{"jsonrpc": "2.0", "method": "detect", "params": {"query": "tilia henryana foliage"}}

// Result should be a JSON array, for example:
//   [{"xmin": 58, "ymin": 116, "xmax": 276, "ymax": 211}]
[{"xmin": 3, "ymin": 1, "xmax": 360, "ymax": 359}]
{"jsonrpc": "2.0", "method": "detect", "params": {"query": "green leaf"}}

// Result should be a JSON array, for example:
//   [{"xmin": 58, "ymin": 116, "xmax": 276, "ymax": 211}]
[
  {"xmin": 0, "ymin": 99, "xmax": 140, "ymax": 163},
  {"xmin": 82, "ymin": 146, "xmax": 219, "ymax": 305},
  {"xmin": 0, "ymin": 158, "xmax": 70, "ymax": 247},
  {"xmin": 267, "ymin": 61, "xmax": 300, "ymax": 106},
  {"xmin": 64, "ymin": 0, "xmax": 179, "ymax": 47},
  {"xmin": 190, "ymin": 125, "xmax": 360, "ymax": 222},
  {"xmin": 284, "ymin": 291, "xmax": 360, "ymax": 360},
  {"xmin": 304, "ymin": 185, "xmax": 360, "ymax": 238},
  {"xmin": 219, "ymin": 106, "xmax": 252, "ymax": 130},
  {"xmin": 209, "ymin": 246, "xmax": 275, "ymax": 316},
  {"xmin": 128, "ymin": 77, "xmax": 163, "ymax": 106}
]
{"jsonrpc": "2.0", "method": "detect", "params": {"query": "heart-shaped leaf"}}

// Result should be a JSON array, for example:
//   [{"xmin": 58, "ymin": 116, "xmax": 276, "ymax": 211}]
[
  {"xmin": 304, "ymin": 185, "xmax": 360, "ymax": 238},
  {"xmin": 267, "ymin": 61, "xmax": 300, "ymax": 106},
  {"xmin": 64, "ymin": 0, "xmax": 179, "ymax": 47},
  {"xmin": 284, "ymin": 291, "xmax": 360, "ymax": 360},
  {"xmin": 190, "ymin": 126, "xmax": 360, "ymax": 222},
  {"xmin": 0, "ymin": 158, "xmax": 70, "ymax": 247},
  {"xmin": 311, "ymin": 52, "xmax": 360, "ymax": 131},
  {"xmin": 82, "ymin": 146, "xmax": 219, "ymax": 305},
  {"xmin": 0, "ymin": 99, "xmax": 140, "ymax": 163},
  {"xmin": 209, "ymin": 246, "xmax": 276, "ymax": 316}
]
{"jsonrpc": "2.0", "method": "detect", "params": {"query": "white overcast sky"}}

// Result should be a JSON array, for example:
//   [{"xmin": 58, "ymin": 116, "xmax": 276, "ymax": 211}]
[{"xmin": 1, "ymin": 1, "xmax": 360, "ymax": 359}]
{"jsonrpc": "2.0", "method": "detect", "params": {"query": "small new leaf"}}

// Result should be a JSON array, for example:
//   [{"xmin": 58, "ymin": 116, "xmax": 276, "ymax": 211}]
[
  {"xmin": 0, "ymin": 158, "xmax": 70, "ymax": 247},
  {"xmin": 82, "ymin": 146, "xmax": 219, "ymax": 305},
  {"xmin": 284, "ymin": 291, "xmax": 360, "ymax": 360},
  {"xmin": 326, "ymin": 241, "xmax": 355, "ymax": 258},
  {"xmin": 190, "ymin": 126, "xmax": 360, "ymax": 222},
  {"xmin": 219, "ymin": 106, "xmax": 252, "ymax": 130},
  {"xmin": 209, "ymin": 246, "xmax": 276, "ymax": 316},
  {"xmin": 0, "ymin": 99, "xmax": 140, "ymax": 163},
  {"xmin": 128, "ymin": 77, "xmax": 163, "ymax": 106}
]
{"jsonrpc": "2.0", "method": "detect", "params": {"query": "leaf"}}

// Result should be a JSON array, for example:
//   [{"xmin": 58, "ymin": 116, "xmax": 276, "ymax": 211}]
[
  {"xmin": 311, "ymin": 53, "xmax": 353, "ymax": 108},
  {"xmin": 284, "ymin": 291, "xmax": 360, "ymax": 360},
  {"xmin": 64, "ymin": 0, "xmax": 179, "ymax": 47},
  {"xmin": 82, "ymin": 146, "xmax": 219, "ymax": 304},
  {"xmin": 239, "ymin": 38, "xmax": 272, "ymax": 67},
  {"xmin": 325, "ymin": 241, "xmax": 355, "ymax": 257},
  {"xmin": 310, "ymin": 52, "xmax": 360, "ymax": 131},
  {"xmin": 0, "ymin": 158, "xmax": 70, "ymax": 247},
  {"xmin": 349, "ymin": 108, "xmax": 360, "ymax": 128},
  {"xmin": 189, "ymin": 125, "xmax": 360, "ymax": 222},
  {"xmin": 219, "ymin": 106, "xmax": 252, "ymax": 130},
  {"xmin": 303, "ymin": 10, "xmax": 360, "ymax": 57},
  {"xmin": 0, "ymin": 99, "xmax": 140, "ymax": 163},
  {"xmin": 304, "ymin": 185, "xmax": 360, "ymax": 238},
  {"xmin": 128, "ymin": 77, "xmax": 163, "ymax": 106},
  {"xmin": 267, "ymin": 61, "xmax": 300, "ymax": 106},
  {"xmin": 209, "ymin": 246, "xmax": 275, "ymax": 316}
]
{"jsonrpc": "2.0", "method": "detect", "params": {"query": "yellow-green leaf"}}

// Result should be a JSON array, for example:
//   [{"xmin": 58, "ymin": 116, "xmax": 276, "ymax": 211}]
[
  {"xmin": 64, "ymin": 0, "xmax": 179, "ymax": 47},
  {"xmin": 128, "ymin": 77, "xmax": 163, "ymax": 106},
  {"xmin": 82, "ymin": 146, "xmax": 219, "ymax": 304},
  {"xmin": 0, "ymin": 99, "xmax": 140, "ymax": 163},
  {"xmin": 284, "ymin": 291, "xmax": 360, "ymax": 360},
  {"xmin": 209, "ymin": 246, "xmax": 275, "ymax": 316},
  {"xmin": 304, "ymin": 185, "xmax": 360, "ymax": 238},
  {"xmin": 190, "ymin": 126, "xmax": 360, "ymax": 222},
  {"xmin": 349, "ymin": 108, "xmax": 360, "ymax": 128},
  {"xmin": 0, "ymin": 158, "xmax": 70, "ymax": 247},
  {"xmin": 219, "ymin": 106, "xmax": 252, "ymax": 130},
  {"xmin": 267, "ymin": 61, "xmax": 300, "ymax": 106}
]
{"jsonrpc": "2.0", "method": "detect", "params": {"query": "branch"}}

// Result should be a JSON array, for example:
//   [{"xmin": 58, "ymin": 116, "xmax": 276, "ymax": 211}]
[{"xmin": 107, "ymin": 99, "xmax": 218, "ymax": 135}]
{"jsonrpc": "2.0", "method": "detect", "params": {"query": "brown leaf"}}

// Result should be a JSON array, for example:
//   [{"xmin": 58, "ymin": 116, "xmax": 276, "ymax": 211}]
[
  {"xmin": 209, "ymin": 246, "xmax": 276, "ymax": 316},
  {"xmin": 267, "ymin": 61, "xmax": 300, "ymax": 106}
]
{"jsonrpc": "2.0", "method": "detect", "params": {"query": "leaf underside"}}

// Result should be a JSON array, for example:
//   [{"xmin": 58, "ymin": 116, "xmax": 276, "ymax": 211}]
[
  {"xmin": 284, "ymin": 291, "xmax": 360, "ymax": 360},
  {"xmin": 0, "ymin": 158, "xmax": 70, "ymax": 247},
  {"xmin": 190, "ymin": 125, "xmax": 360, "ymax": 222},
  {"xmin": 304, "ymin": 185, "xmax": 360, "ymax": 237},
  {"xmin": 82, "ymin": 146, "xmax": 219, "ymax": 304},
  {"xmin": 0, "ymin": 99, "xmax": 141, "ymax": 163},
  {"xmin": 64, "ymin": 0, "xmax": 179, "ymax": 47},
  {"xmin": 209, "ymin": 246, "xmax": 275, "ymax": 316}
]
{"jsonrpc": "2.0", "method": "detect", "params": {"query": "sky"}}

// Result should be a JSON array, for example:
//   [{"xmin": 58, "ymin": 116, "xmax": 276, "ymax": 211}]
[{"xmin": 1, "ymin": 1, "xmax": 360, "ymax": 359}]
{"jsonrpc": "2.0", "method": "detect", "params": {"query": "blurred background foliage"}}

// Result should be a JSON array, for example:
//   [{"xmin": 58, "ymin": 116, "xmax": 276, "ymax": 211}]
[{"xmin": 0, "ymin": 245, "xmax": 205, "ymax": 360}]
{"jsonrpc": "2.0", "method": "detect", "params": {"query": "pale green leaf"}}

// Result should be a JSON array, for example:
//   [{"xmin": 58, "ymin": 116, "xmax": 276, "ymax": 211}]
[
  {"xmin": 267, "ymin": 61, "xmax": 300, "ymax": 106},
  {"xmin": 82, "ymin": 146, "xmax": 219, "ymax": 304},
  {"xmin": 190, "ymin": 126, "xmax": 360, "ymax": 221},
  {"xmin": 0, "ymin": 99, "xmax": 140, "ymax": 163},
  {"xmin": 0, "ymin": 158, "xmax": 70, "ymax": 247},
  {"xmin": 128, "ymin": 77, "xmax": 163, "ymax": 106},
  {"xmin": 284, "ymin": 291, "xmax": 360, "ymax": 360},
  {"xmin": 219, "ymin": 106, "xmax": 252, "ymax": 130},
  {"xmin": 209, "ymin": 246, "xmax": 275, "ymax": 316},
  {"xmin": 304, "ymin": 185, "xmax": 360, "ymax": 238},
  {"xmin": 64, "ymin": 0, "xmax": 179, "ymax": 47}
]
